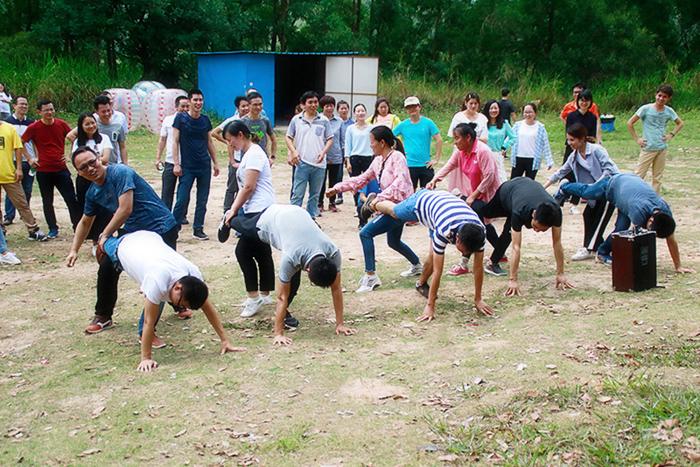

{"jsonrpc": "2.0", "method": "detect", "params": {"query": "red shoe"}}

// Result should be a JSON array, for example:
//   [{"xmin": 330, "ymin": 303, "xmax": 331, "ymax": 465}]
[
  {"xmin": 446, "ymin": 264, "xmax": 470, "ymax": 275},
  {"xmin": 329, "ymin": 205, "xmax": 339, "ymax": 212},
  {"xmin": 406, "ymin": 220, "xmax": 420, "ymax": 226},
  {"xmin": 85, "ymin": 315, "xmax": 114, "ymax": 334},
  {"xmin": 176, "ymin": 309, "xmax": 193, "ymax": 319},
  {"xmin": 500, "ymin": 256, "xmax": 508, "ymax": 263}
]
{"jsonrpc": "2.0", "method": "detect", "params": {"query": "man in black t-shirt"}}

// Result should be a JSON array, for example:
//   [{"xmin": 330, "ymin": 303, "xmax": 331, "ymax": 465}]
[
  {"xmin": 498, "ymin": 88, "xmax": 516, "ymax": 125},
  {"xmin": 472, "ymin": 177, "xmax": 574, "ymax": 296}
]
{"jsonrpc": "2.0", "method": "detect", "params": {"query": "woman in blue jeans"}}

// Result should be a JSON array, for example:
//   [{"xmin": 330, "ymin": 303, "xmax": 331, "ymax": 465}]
[{"xmin": 326, "ymin": 126, "xmax": 421, "ymax": 293}]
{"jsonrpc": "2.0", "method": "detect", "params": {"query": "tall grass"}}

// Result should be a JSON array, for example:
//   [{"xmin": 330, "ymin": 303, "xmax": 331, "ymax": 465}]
[
  {"xmin": 0, "ymin": 50, "xmax": 143, "ymax": 114},
  {"xmin": 379, "ymin": 68, "xmax": 700, "ymax": 115}
]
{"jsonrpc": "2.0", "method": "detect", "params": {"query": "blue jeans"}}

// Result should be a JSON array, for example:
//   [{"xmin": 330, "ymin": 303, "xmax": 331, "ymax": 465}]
[
  {"xmin": 360, "ymin": 213, "xmax": 420, "ymax": 272},
  {"xmin": 0, "ymin": 227, "xmax": 7, "ymax": 254},
  {"xmin": 561, "ymin": 177, "xmax": 620, "ymax": 255},
  {"xmin": 172, "ymin": 167, "xmax": 211, "ymax": 231},
  {"xmin": 290, "ymin": 161, "xmax": 325, "ymax": 219},
  {"xmin": 4, "ymin": 161, "xmax": 33, "ymax": 220}
]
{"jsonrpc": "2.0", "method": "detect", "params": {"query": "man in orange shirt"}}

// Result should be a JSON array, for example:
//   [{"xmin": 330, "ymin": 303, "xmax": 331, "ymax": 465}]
[{"xmin": 560, "ymin": 82, "xmax": 599, "ymax": 122}]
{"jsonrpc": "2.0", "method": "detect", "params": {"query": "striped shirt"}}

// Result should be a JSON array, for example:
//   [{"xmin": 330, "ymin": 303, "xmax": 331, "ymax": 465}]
[{"xmin": 414, "ymin": 190, "xmax": 485, "ymax": 255}]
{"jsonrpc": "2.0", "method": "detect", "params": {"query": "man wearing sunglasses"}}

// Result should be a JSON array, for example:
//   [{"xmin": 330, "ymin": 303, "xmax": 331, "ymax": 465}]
[
  {"xmin": 99, "ymin": 230, "xmax": 245, "ymax": 372},
  {"xmin": 66, "ymin": 146, "xmax": 183, "ymax": 347}
]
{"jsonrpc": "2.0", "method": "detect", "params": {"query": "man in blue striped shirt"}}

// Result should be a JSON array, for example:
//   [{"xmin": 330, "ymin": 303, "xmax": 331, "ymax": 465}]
[{"xmin": 370, "ymin": 189, "xmax": 495, "ymax": 321}]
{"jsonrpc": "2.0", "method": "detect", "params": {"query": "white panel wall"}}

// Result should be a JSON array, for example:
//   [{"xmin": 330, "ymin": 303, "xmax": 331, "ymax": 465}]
[
  {"xmin": 351, "ymin": 57, "xmax": 379, "ymax": 95},
  {"xmin": 325, "ymin": 57, "xmax": 353, "ymax": 94},
  {"xmin": 325, "ymin": 56, "xmax": 379, "ymax": 112}
]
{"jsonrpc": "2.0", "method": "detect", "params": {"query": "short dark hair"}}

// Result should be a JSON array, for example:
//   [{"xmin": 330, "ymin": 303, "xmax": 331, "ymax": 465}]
[
  {"xmin": 501, "ymin": 88, "xmax": 510, "ymax": 97},
  {"xmin": 233, "ymin": 95, "xmax": 248, "ymax": 109},
  {"xmin": 573, "ymin": 82, "xmax": 587, "ymax": 91},
  {"xmin": 188, "ymin": 89, "xmax": 204, "ymax": 99},
  {"xmin": 453, "ymin": 122, "xmax": 477, "ymax": 141},
  {"xmin": 36, "ymin": 98, "xmax": 52, "ymax": 111},
  {"xmin": 577, "ymin": 89, "xmax": 594, "ymax": 106},
  {"xmin": 246, "ymin": 91, "xmax": 262, "ymax": 101},
  {"xmin": 93, "ymin": 95, "xmax": 111, "ymax": 110},
  {"xmin": 175, "ymin": 95, "xmax": 188, "ymax": 107},
  {"xmin": 300, "ymin": 91, "xmax": 319, "ymax": 104},
  {"xmin": 71, "ymin": 145, "xmax": 98, "ymax": 168},
  {"xmin": 650, "ymin": 212, "xmax": 675, "ymax": 238},
  {"xmin": 337, "ymin": 100, "xmax": 350, "ymax": 109},
  {"xmin": 308, "ymin": 256, "xmax": 338, "ymax": 288},
  {"xmin": 458, "ymin": 223, "xmax": 486, "ymax": 254},
  {"xmin": 534, "ymin": 203, "xmax": 562, "ymax": 227},
  {"xmin": 99, "ymin": 91, "xmax": 111, "ymax": 97},
  {"xmin": 566, "ymin": 122, "xmax": 588, "ymax": 140},
  {"xmin": 319, "ymin": 95, "xmax": 336, "ymax": 108},
  {"xmin": 14, "ymin": 95, "xmax": 28, "ymax": 104},
  {"xmin": 179, "ymin": 275, "xmax": 209, "ymax": 309},
  {"xmin": 657, "ymin": 84, "xmax": 674, "ymax": 97},
  {"xmin": 523, "ymin": 102, "xmax": 538, "ymax": 114}
]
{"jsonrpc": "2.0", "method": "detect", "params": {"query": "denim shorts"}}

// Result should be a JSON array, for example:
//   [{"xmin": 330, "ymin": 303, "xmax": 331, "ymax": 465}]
[{"xmin": 393, "ymin": 191, "xmax": 423, "ymax": 223}]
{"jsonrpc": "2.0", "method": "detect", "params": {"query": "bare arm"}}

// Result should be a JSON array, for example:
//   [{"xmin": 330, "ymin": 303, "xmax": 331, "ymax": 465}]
[
  {"xmin": 273, "ymin": 281, "xmax": 292, "ymax": 345},
  {"xmin": 505, "ymin": 229, "xmax": 522, "ymax": 297},
  {"xmin": 66, "ymin": 215, "xmax": 96, "ymax": 266},
  {"xmin": 66, "ymin": 128, "xmax": 78, "ymax": 143},
  {"xmin": 13, "ymin": 148, "xmax": 22, "ymax": 181},
  {"xmin": 663, "ymin": 117, "xmax": 684, "ymax": 142},
  {"xmin": 285, "ymin": 135, "xmax": 300, "ymax": 166},
  {"xmin": 627, "ymin": 114, "xmax": 645, "ymax": 148},
  {"xmin": 137, "ymin": 300, "xmax": 161, "ymax": 372},
  {"xmin": 224, "ymin": 168, "xmax": 259, "ymax": 225},
  {"xmin": 207, "ymin": 131, "xmax": 219, "ymax": 176},
  {"xmin": 427, "ymin": 133, "xmax": 443, "ymax": 168},
  {"xmin": 472, "ymin": 251, "xmax": 494, "ymax": 316},
  {"xmin": 331, "ymin": 272, "xmax": 356, "ymax": 335},
  {"xmin": 666, "ymin": 234, "xmax": 696, "ymax": 273},
  {"xmin": 200, "ymin": 298, "xmax": 247, "ymax": 353},
  {"xmin": 156, "ymin": 136, "xmax": 166, "ymax": 167},
  {"xmin": 418, "ymin": 249, "xmax": 444, "ymax": 323},
  {"xmin": 317, "ymin": 136, "xmax": 333, "ymax": 163},
  {"xmin": 172, "ymin": 128, "xmax": 182, "ymax": 176},
  {"xmin": 269, "ymin": 131, "xmax": 278, "ymax": 156},
  {"xmin": 552, "ymin": 226, "xmax": 574, "ymax": 290},
  {"xmin": 98, "ymin": 190, "xmax": 134, "ymax": 249},
  {"xmin": 212, "ymin": 127, "xmax": 226, "ymax": 144}
]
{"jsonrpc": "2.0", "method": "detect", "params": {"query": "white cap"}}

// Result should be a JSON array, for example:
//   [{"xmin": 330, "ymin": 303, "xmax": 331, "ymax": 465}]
[{"xmin": 404, "ymin": 96, "xmax": 420, "ymax": 107}]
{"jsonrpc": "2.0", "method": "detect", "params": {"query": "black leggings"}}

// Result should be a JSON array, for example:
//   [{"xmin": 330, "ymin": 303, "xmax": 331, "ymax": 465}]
[
  {"xmin": 235, "ymin": 234, "xmax": 275, "ymax": 293},
  {"xmin": 510, "ymin": 157, "xmax": 538, "ymax": 180},
  {"xmin": 472, "ymin": 189, "xmax": 512, "ymax": 264},
  {"xmin": 582, "ymin": 200, "xmax": 615, "ymax": 251},
  {"xmin": 319, "ymin": 163, "xmax": 342, "ymax": 206},
  {"xmin": 349, "ymin": 156, "xmax": 373, "ymax": 207}
]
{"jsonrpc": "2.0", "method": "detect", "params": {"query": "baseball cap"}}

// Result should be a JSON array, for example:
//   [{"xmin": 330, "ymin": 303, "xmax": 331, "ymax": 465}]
[{"xmin": 404, "ymin": 96, "xmax": 420, "ymax": 107}]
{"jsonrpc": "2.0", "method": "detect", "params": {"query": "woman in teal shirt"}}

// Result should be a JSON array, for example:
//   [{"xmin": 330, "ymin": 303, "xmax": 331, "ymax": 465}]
[{"xmin": 482, "ymin": 99, "xmax": 515, "ymax": 184}]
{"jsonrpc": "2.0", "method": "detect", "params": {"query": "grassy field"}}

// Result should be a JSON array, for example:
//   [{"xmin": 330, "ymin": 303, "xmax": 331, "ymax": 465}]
[{"xmin": 1, "ymin": 108, "xmax": 699, "ymax": 466}]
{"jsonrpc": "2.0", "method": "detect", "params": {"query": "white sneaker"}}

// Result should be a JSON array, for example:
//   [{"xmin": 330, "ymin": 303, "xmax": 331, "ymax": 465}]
[
  {"xmin": 571, "ymin": 247, "xmax": 596, "ymax": 261},
  {"xmin": 356, "ymin": 273, "xmax": 382, "ymax": 293},
  {"xmin": 240, "ymin": 296, "xmax": 264, "ymax": 317},
  {"xmin": 400, "ymin": 263, "xmax": 423, "ymax": 277},
  {"xmin": 260, "ymin": 294, "xmax": 274, "ymax": 306},
  {"xmin": 569, "ymin": 205, "xmax": 581, "ymax": 215},
  {"xmin": 0, "ymin": 251, "xmax": 21, "ymax": 265}
]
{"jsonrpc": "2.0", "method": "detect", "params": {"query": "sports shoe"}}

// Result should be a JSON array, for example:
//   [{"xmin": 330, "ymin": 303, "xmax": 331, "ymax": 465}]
[
  {"xmin": 500, "ymin": 256, "xmax": 508, "ymax": 263},
  {"xmin": 46, "ymin": 228, "xmax": 59, "ymax": 239},
  {"xmin": 28, "ymin": 228, "xmax": 47, "ymax": 242},
  {"xmin": 446, "ymin": 264, "xmax": 470, "ymax": 276},
  {"xmin": 596, "ymin": 253, "xmax": 612, "ymax": 267},
  {"xmin": 572, "ymin": 247, "xmax": 595, "ymax": 261},
  {"xmin": 284, "ymin": 313, "xmax": 299, "ymax": 330},
  {"xmin": 336, "ymin": 196, "xmax": 344, "ymax": 205},
  {"xmin": 0, "ymin": 251, "xmax": 21, "ymax": 265},
  {"xmin": 415, "ymin": 280, "xmax": 430, "ymax": 299},
  {"xmin": 316, "ymin": 210, "xmax": 322, "ymax": 217},
  {"xmin": 406, "ymin": 220, "xmax": 420, "ymax": 226},
  {"xmin": 193, "ymin": 229, "xmax": 209, "ymax": 241},
  {"xmin": 329, "ymin": 204, "xmax": 339, "ymax": 213},
  {"xmin": 485, "ymin": 262, "xmax": 507, "ymax": 276},
  {"xmin": 176, "ymin": 309, "xmax": 193, "ymax": 319},
  {"xmin": 85, "ymin": 315, "xmax": 114, "ymax": 333},
  {"xmin": 217, "ymin": 215, "xmax": 231, "ymax": 243},
  {"xmin": 2, "ymin": 217, "xmax": 12, "ymax": 226},
  {"xmin": 356, "ymin": 273, "xmax": 382, "ymax": 293},
  {"xmin": 260, "ymin": 294, "xmax": 274, "ymax": 306},
  {"xmin": 240, "ymin": 296, "xmax": 265, "ymax": 318},
  {"xmin": 569, "ymin": 205, "xmax": 581, "ymax": 215},
  {"xmin": 181, "ymin": 218, "xmax": 190, "ymax": 225},
  {"xmin": 318, "ymin": 204, "xmax": 324, "ymax": 213},
  {"xmin": 139, "ymin": 335, "xmax": 167, "ymax": 349},
  {"xmin": 553, "ymin": 181, "xmax": 570, "ymax": 206},
  {"xmin": 360, "ymin": 193, "xmax": 377, "ymax": 222},
  {"xmin": 400, "ymin": 263, "xmax": 423, "ymax": 277}
]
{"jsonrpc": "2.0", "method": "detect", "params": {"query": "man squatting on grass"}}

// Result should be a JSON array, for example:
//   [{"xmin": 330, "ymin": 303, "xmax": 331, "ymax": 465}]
[
  {"xmin": 557, "ymin": 173, "xmax": 696, "ymax": 274},
  {"xmin": 223, "ymin": 203, "xmax": 357, "ymax": 345},
  {"xmin": 369, "ymin": 189, "xmax": 495, "ymax": 321},
  {"xmin": 100, "ymin": 231, "xmax": 245, "ymax": 371}
]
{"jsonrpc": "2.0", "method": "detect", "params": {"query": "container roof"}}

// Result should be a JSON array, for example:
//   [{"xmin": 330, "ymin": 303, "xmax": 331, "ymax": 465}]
[{"xmin": 191, "ymin": 50, "xmax": 360, "ymax": 56}]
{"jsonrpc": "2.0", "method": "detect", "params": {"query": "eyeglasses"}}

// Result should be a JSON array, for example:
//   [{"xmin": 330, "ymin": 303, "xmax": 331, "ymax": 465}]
[
  {"xmin": 77, "ymin": 157, "xmax": 98, "ymax": 172},
  {"xmin": 169, "ymin": 292, "xmax": 187, "ymax": 313}
]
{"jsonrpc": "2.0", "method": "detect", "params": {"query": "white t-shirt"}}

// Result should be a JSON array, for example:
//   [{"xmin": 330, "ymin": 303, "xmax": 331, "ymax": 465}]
[
  {"xmin": 516, "ymin": 122, "xmax": 539, "ymax": 158},
  {"xmin": 447, "ymin": 112, "xmax": 488, "ymax": 139},
  {"xmin": 217, "ymin": 115, "xmax": 242, "ymax": 162},
  {"xmin": 237, "ymin": 144, "xmax": 275, "ymax": 214},
  {"xmin": 117, "ymin": 231, "xmax": 202, "ymax": 305},
  {"xmin": 160, "ymin": 114, "xmax": 177, "ymax": 164},
  {"xmin": 71, "ymin": 133, "xmax": 113, "ymax": 161},
  {"xmin": 0, "ymin": 93, "xmax": 12, "ymax": 114}
]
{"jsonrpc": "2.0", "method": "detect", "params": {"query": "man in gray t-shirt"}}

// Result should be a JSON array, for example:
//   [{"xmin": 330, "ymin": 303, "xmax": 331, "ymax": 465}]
[
  {"xmin": 95, "ymin": 95, "xmax": 127, "ymax": 164},
  {"xmin": 251, "ymin": 204, "xmax": 356, "ymax": 345}
]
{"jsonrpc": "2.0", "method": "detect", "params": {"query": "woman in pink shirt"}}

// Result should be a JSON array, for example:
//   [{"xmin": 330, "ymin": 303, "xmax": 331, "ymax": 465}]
[
  {"xmin": 326, "ymin": 126, "xmax": 420, "ymax": 293},
  {"xmin": 427, "ymin": 123, "xmax": 502, "ymax": 275}
]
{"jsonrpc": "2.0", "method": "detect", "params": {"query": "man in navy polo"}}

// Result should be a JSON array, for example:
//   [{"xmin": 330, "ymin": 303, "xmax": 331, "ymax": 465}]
[{"xmin": 172, "ymin": 89, "xmax": 220, "ymax": 240}]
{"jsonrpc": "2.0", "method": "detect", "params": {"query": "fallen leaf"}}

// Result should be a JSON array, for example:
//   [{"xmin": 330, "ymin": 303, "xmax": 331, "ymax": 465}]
[
  {"xmin": 645, "ymin": 327, "xmax": 654, "ymax": 334},
  {"xmin": 91, "ymin": 406, "xmax": 106, "ymax": 418},
  {"xmin": 174, "ymin": 429, "xmax": 187, "ymax": 438},
  {"xmin": 437, "ymin": 454, "xmax": 459, "ymax": 462},
  {"xmin": 77, "ymin": 449, "xmax": 101, "ymax": 458}
]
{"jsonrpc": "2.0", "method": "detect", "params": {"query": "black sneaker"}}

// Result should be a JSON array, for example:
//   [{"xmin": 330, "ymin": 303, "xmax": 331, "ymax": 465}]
[
  {"xmin": 217, "ymin": 215, "xmax": 231, "ymax": 243},
  {"xmin": 284, "ymin": 312, "xmax": 299, "ymax": 331},
  {"xmin": 3, "ymin": 217, "xmax": 13, "ymax": 226},
  {"xmin": 485, "ymin": 262, "xmax": 507, "ymax": 276},
  {"xmin": 181, "ymin": 218, "xmax": 190, "ymax": 225},
  {"xmin": 360, "ymin": 193, "xmax": 377, "ymax": 222},
  {"xmin": 28, "ymin": 228, "xmax": 47, "ymax": 242},
  {"xmin": 193, "ymin": 229, "xmax": 209, "ymax": 241}
]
